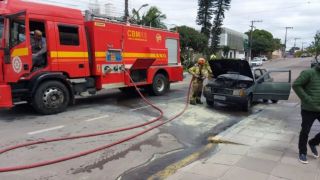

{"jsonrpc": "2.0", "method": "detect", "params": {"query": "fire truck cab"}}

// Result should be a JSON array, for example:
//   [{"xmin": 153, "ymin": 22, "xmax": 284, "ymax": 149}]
[{"xmin": 0, "ymin": 0, "xmax": 183, "ymax": 114}]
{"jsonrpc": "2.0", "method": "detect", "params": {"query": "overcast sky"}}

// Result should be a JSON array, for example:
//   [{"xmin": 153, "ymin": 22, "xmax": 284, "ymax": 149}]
[{"xmin": 36, "ymin": 0, "xmax": 320, "ymax": 49}]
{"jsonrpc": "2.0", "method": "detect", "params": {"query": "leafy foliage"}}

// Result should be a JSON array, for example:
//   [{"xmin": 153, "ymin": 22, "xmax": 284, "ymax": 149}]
[
  {"xmin": 222, "ymin": 46, "xmax": 230, "ymax": 58},
  {"xmin": 141, "ymin": 6, "xmax": 167, "ymax": 29},
  {"xmin": 210, "ymin": 0, "xmax": 231, "ymax": 53},
  {"xmin": 176, "ymin": 26, "xmax": 209, "ymax": 54},
  {"xmin": 245, "ymin": 29, "xmax": 281, "ymax": 56},
  {"xmin": 196, "ymin": 0, "xmax": 214, "ymax": 38},
  {"xmin": 313, "ymin": 31, "xmax": 320, "ymax": 60},
  {"xmin": 130, "ymin": 6, "xmax": 167, "ymax": 29}
]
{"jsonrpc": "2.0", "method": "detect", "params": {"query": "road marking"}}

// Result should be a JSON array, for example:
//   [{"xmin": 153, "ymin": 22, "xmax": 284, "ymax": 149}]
[
  {"xmin": 85, "ymin": 115, "xmax": 110, "ymax": 122},
  {"xmin": 28, "ymin": 126, "xmax": 65, "ymax": 135}
]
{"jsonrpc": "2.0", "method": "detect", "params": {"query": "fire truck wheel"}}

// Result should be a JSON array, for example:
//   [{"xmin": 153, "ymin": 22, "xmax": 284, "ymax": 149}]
[
  {"xmin": 150, "ymin": 74, "xmax": 169, "ymax": 96},
  {"xmin": 32, "ymin": 81, "xmax": 70, "ymax": 115}
]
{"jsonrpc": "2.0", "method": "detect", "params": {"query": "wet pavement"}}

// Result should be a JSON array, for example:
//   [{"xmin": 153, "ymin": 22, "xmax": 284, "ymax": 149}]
[{"xmin": 0, "ymin": 57, "xmax": 312, "ymax": 180}]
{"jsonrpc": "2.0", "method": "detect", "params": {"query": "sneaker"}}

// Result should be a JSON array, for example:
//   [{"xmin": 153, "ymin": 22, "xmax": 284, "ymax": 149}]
[
  {"xmin": 299, "ymin": 154, "xmax": 309, "ymax": 164},
  {"xmin": 309, "ymin": 143, "xmax": 319, "ymax": 158}
]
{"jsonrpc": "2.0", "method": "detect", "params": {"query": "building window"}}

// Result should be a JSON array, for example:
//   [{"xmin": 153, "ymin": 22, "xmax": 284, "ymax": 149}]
[{"xmin": 58, "ymin": 25, "xmax": 79, "ymax": 46}]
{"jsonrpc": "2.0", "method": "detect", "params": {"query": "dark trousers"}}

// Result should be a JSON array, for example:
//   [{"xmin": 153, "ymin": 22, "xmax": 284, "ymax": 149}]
[{"xmin": 299, "ymin": 110, "xmax": 320, "ymax": 155}]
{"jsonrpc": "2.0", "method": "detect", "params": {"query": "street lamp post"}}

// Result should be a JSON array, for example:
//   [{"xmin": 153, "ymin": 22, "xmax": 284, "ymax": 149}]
[
  {"xmin": 248, "ymin": 20, "xmax": 262, "ymax": 62},
  {"xmin": 284, "ymin": 27, "xmax": 293, "ymax": 59},
  {"xmin": 301, "ymin": 42, "xmax": 306, "ymax": 52}
]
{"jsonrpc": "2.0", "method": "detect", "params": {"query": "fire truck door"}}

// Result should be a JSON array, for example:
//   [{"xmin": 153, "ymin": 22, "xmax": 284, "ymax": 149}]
[
  {"xmin": 3, "ymin": 11, "xmax": 32, "ymax": 83},
  {"xmin": 54, "ymin": 24, "xmax": 89, "ymax": 77}
]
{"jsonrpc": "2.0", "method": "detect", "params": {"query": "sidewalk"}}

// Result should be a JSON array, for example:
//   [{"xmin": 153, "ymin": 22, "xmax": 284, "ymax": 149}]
[{"xmin": 167, "ymin": 102, "xmax": 320, "ymax": 180}]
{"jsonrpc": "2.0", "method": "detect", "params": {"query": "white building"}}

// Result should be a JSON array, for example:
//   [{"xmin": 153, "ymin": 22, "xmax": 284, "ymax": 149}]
[{"xmin": 218, "ymin": 27, "xmax": 248, "ymax": 60}]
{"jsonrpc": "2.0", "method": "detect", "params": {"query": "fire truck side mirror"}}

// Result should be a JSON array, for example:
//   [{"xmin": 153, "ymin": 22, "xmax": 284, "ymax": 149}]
[{"xmin": 4, "ymin": 47, "xmax": 11, "ymax": 64}]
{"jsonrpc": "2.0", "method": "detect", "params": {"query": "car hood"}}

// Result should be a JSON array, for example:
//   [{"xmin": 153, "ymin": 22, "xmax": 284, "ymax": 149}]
[{"xmin": 209, "ymin": 60, "xmax": 254, "ymax": 79}]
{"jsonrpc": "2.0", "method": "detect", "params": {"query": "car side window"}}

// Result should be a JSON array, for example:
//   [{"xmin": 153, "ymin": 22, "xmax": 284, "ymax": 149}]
[{"xmin": 254, "ymin": 69, "xmax": 262, "ymax": 79}]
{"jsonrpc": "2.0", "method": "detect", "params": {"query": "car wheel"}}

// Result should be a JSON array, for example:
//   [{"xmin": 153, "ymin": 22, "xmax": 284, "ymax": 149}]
[
  {"xmin": 32, "ymin": 81, "xmax": 70, "ymax": 115},
  {"xmin": 263, "ymin": 99, "xmax": 269, "ymax": 103},
  {"xmin": 271, "ymin": 100, "xmax": 278, "ymax": 104},
  {"xmin": 206, "ymin": 99, "xmax": 214, "ymax": 107},
  {"xmin": 149, "ymin": 73, "xmax": 169, "ymax": 96},
  {"xmin": 242, "ymin": 96, "xmax": 252, "ymax": 112}
]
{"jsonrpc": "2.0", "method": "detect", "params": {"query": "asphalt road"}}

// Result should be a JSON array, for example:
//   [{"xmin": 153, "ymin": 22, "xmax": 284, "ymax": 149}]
[{"xmin": 0, "ymin": 57, "xmax": 313, "ymax": 180}]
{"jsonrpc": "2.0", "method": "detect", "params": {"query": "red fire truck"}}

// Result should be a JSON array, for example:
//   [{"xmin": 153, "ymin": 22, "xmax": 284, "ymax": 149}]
[{"xmin": 0, "ymin": 0, "xmax": 183, "ymax": 114}]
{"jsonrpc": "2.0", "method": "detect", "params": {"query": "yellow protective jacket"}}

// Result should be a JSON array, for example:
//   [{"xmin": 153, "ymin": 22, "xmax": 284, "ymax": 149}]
[{"xmin": 188, "ymin": 64, "xmax": 211, "ymax": 82}]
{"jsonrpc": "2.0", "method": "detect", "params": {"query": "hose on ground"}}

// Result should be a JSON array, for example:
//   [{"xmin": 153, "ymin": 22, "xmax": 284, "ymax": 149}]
[{"xmin": 0, "ymin": 70, "xmax": 192, "ymax": 172}]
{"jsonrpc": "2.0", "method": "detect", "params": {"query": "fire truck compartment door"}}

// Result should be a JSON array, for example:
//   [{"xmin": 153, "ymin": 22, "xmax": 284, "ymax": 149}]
[
  {"xmin": 166, "ymin": 39, "xmax": 178, "ymax": 64},
  {"xmin": 130, "ymin": 58, "xmax": 156, "ymax": 70}
]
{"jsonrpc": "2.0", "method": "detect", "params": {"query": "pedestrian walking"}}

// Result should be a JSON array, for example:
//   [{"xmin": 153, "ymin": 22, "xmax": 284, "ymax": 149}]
[
  {"xmin": 188, "ymin": 58, "xmax": 211, "ymax": 105},
  {"xmin": 293, "ymin": 59, "xmax": 320, "ymax": 164}
]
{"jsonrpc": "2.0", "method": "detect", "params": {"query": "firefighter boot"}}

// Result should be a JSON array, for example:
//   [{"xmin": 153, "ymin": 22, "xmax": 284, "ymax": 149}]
[
  {"xmin": 196, "ymin": 99, "xmax": 203, "ymax": 104},
  {"xmin": 190, "ymin": 99, "xmax": 197, "ymax": 105}
]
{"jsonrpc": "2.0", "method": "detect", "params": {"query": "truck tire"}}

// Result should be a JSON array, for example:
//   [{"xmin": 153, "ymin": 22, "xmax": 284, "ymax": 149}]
[
  {"xmin": 149, "ymin": 74, "xmax": 169, "ymax": 96},
  {"xmin": 32, "ymin": 81, "xmax": 70, "ymax": 115},
  {"xmin": 271, "ymin": 100, "xmax": 278, "ymax": 104}
]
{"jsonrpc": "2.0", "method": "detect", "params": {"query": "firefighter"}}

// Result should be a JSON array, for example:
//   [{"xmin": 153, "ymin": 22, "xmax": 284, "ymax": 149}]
[
  {"xmin": 31, "ymin": 30, "xmax": 47, "ymax": 69},
  {"xmin": 188, "ymin": 58, "xmax": 210, "ymax": 105}
]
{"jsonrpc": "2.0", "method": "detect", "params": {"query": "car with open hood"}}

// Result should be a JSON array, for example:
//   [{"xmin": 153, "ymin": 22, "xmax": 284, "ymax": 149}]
[{"xmin": 203, "ymin": 60, "xmax": 292, "ymax": 111}]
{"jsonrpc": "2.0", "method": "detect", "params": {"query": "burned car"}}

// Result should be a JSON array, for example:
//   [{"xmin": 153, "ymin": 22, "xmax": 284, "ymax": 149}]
[{"xmin": 203, "ymin": 60, "xmax": 291, "ymax": 111}]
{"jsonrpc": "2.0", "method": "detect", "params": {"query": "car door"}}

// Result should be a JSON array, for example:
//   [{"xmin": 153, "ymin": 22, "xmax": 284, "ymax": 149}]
[{"xmin": 252, "ymin": 70, "xmax": 291, "ymax": 101}]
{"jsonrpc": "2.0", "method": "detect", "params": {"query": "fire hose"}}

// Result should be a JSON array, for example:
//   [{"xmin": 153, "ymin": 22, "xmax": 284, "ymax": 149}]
[{"xmin": 0, "ymin": 70, "xmax": 192, "ymax": 172}]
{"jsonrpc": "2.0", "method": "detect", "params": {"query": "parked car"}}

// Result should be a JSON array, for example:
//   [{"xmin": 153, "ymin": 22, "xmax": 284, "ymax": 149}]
[
  {"xmin": 251, "ymin": 57, "xmax": 263, "ymax": 66},
  {"xmin": 203, "ymin": 60, "xmax": 291, "ymax": 111},
  {"xmin": 260, "ymin": 55, "xmax": 268, "ymax": 61},
  {"xmin": 311, "ymin": 59, "xmax": 318, "ymax": 68}
]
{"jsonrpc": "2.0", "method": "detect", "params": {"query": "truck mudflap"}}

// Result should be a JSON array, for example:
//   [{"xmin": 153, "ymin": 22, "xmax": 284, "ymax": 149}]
[{"xmin": 0, "ymin": 85, "xmax": 13, "ymax": 108}]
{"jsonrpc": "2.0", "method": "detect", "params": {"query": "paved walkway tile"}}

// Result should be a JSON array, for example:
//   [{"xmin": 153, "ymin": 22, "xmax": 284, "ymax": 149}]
[
  {"xmin": 183, "ymin": 162, "xmax": 231, "ymax": 178},
  {"xmin": 218, "ymin": 144, "xmax": 250, "ymax": 156},
  {"xmin": 271, "ymin": 163, "xmax": 318, "ymax": 180},
  {"xmin": 246, "ymin": 148, "xmax": 284, "ymax": 162},
  {"xmin": 220, "ymin": 167, "xmax": 269, "ymax": 180},
  {"xmin": 206, "ymin": 153, "xmax": 242, "ymax": 166},
  {"xmin": 166, "ymin": 171, "xmax": 215, "ymax": 180},
  {"xmin": 268, "ymin": 175, "xmax": 290, "ymax": 180},
  {"xmin": 235, "ymin": 156, "xmax": 278, "ymax": 174}
]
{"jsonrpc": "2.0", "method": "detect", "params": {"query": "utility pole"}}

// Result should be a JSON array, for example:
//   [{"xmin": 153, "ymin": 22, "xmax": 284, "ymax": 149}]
[
  {"xmin": 301, "ymin": 42, "xmax": 306, "ymax": 52},
  {"xmin": 124, "ymin": 0, "xmax": 129, "ymax": 22},
  {"xmin": 248, "ymin": 20, "xmax": 262, "ymax": 62},
  {"xmin": 284, "ymin": 27, "xmax": 293, "ymax": 58}
]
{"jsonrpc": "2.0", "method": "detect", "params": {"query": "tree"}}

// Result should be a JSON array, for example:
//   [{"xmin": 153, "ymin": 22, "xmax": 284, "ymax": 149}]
[
  {"xmin": 313, "ymin": 31, "xmax": 320, "ymax": 60},
  {"xmin": 210, "ymin": 0, "xmax": 231, "ymax": 53},
  {"xmin": 173, "ymin": 26, "xmax": 209, "ymax": 64},
  {"xmin": 175, "ymin": 26, "xmax": 208, "ymax": 53},
  {"xmin": 222, "ymin": 46, "xmax": 230, "ymax": 58},
  {"xmin": 196, "ymin": 0, "xmax": 214, "ymax": 38},
  {"xmin": 245, "ymin": 29, "xmax": 279, "ymax": 56},
  {"xmin": 141, "ymin": 6, "xmax": 167, "ymax": 29}
]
